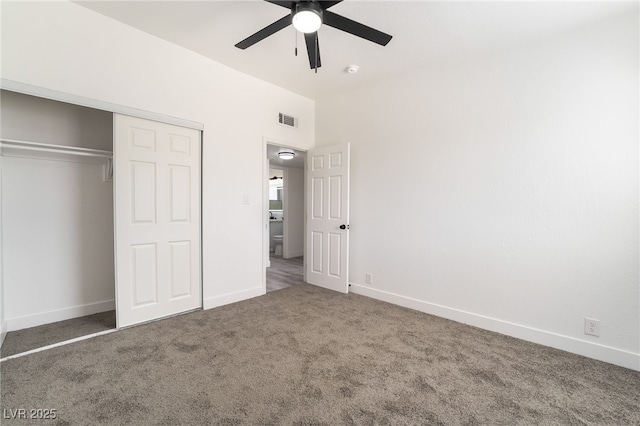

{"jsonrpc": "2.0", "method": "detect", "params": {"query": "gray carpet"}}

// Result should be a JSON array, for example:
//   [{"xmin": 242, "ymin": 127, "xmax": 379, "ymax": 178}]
[
  {"xmin": 1, "ymin": 310, "xmax": 116, "ymax": 358},
  {"xmin": 266, "ymin": 256, "xmax": 304, "ymax": 293},
  {"xmin": 2, "ymin": 285, "xmax": 639, "ymax": 425}
]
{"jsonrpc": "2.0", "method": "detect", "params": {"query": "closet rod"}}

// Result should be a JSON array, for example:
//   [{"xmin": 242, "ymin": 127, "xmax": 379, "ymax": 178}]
[{"xmin": 0, "ymin": 138, "xmax": 112, "ymax": 158}]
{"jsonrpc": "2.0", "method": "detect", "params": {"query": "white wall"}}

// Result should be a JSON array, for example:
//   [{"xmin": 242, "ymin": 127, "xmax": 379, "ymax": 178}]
[
  {"xmin": 2, "ymin": 156, "xmax": 115, "ymax": 330},
  {"xmin": 1, "ymin": 1, "xmax": 315, "ymax": 309},
  {"xmin": 1, "ymin": 90, "xmax": 112, "ymax": 150},
  {"xmin": 1, "ymin": 91, "xmax": 115, "ymax": 331},
  {"xmin": 316, "ymin": 10, "xmax": 639, "ymax": 370},
  {"xmin": 284, "ymin": 166, "xmax": 304, "ymax": 258}
]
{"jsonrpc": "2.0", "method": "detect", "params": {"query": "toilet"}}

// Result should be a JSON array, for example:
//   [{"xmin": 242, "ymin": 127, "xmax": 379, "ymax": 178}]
[{"xmin": 273, "ymin": 235, "xmax": 283, "ymax": 256}]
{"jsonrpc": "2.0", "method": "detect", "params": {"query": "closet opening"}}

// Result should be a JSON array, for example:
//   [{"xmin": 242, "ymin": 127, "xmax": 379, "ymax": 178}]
[{"xmin": 0, "ymin": 90, "xmax": 116, "ymax": 357}]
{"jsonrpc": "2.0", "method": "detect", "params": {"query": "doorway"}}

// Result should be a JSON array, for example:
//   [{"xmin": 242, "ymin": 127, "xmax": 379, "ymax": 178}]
[
  {"xmin": 0, "ymin": 90, "xmax": 204, "ymax": 359},
  {"xmin": 0, "ymin": 90, "xmax": 116, "ymax": 357},
  {"xmin": 265, "ymin": 144, "xmax": 305, "ymax": 293}
]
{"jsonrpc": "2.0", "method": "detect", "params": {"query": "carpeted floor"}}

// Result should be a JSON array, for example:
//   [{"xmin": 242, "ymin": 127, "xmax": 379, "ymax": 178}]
[
  {"xmin": 1, "ymin": 310, "xmax": 116, "ymax": 358},
  {"xmin": 2, "ymin": 284, "xmax": 639, "ymax": 425}
]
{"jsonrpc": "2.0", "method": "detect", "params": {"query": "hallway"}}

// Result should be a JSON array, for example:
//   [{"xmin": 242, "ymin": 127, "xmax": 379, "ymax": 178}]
[{"xmin": 266, "ymin": 256, "xmax": 304, "ymax": 293}]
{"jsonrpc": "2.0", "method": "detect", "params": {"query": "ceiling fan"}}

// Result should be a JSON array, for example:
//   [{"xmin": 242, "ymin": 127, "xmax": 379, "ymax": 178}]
[{"xmin": 235, "ymin": 1, "xmax": 392, "ymax": 71}]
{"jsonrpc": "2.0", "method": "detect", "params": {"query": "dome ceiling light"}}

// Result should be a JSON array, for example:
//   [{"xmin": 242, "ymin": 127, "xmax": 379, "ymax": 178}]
[
  {"xmin": 278, "ymin": 151, "xmax": 296, "ymax": 160},
  {"xmin": 292, "ymin": 2, "xmax": 322, "ymax": 33}
]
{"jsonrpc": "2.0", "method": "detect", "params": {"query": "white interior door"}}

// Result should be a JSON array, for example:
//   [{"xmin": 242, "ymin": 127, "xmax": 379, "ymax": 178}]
[
  {"xmin": 115, "ymin": 114, "xmax": 201, "ymax": 328},
  {"xmin": 305, "ymin": 143, "xmax": 350, "ymax": 293}
]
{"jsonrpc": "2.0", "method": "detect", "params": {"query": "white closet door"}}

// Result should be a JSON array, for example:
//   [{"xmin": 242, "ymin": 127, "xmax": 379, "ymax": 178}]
[{"xmin": 114, "ymin": 115, "xmax": 201, "ymax": 328}]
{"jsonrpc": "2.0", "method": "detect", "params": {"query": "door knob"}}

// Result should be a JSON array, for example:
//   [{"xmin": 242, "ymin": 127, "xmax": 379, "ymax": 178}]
[{"xmin": 339, "ymin": 224, "xmax": 350, "ymax": 230}]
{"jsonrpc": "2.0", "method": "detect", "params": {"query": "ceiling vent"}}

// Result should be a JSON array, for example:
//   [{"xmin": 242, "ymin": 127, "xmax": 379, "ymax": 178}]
[{"xmin": 278, "ymin": 112, "xmax": 298, "ymax": 129}]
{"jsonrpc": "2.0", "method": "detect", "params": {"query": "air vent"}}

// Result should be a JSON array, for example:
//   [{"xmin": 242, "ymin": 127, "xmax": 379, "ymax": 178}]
[{"xmin": 278, "ymin": 112, "xmax": 298, "ymax": 128}]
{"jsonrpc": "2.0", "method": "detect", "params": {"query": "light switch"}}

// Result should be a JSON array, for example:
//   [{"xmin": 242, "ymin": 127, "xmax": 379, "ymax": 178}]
[{"xmin": 243, "ymin": 193, "xmax": 250, "ymax": 204}]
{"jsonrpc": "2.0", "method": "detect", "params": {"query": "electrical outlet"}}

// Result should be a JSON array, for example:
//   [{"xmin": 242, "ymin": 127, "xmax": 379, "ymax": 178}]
[
  {"xmin": 584, "ymin": 318, "xmax": 600, "ymax": 337},
  {"xmin": 365, "ymin": 273, "xmax": 373, "ymax": 285}
]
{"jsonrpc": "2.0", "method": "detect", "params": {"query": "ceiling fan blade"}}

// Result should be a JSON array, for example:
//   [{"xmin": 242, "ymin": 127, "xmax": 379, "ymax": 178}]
[
  {"xmin": 235, "ymin": 15, "xmax": 292, "ymax": 49},
  {"xmin": 323, "ymin": 10, "xmax": 392, "ymax": 46},
  {"xmin": 318, "ymin": 1, "xmax": 344, "ymax": 9},
  {"xmin": 265, "ymin": 1, "xmax": 342, "ymax": 11},
  {"xmin": 304, "ymin": 32, "xmax": 321, "ymax": 70},
  {"xmin": 264, "ymin": 1, "xmax": 295, "ymax": 9},
  {"xmin": 264, "ymin": 0, "xmax": 297, "ymax": 10}
]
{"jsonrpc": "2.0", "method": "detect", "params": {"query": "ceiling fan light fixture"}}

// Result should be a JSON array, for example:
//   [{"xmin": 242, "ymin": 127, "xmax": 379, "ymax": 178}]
[
  {"xmin": 292, "ymin": 2, "xmax": 323, "ymax": 33},
  {"xmin": 278, "ymin": 150, "xmax": 296, "ymax": 160},
  {"xmin": 235, "ymin": 1, "xmax": 393, "ymax": 72}
]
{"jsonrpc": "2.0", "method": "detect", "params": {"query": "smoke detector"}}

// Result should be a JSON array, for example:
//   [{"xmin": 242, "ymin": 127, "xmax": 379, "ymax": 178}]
[{"xmin": 346, "ymin": 65, "xmax": 359, "ymax": 74}]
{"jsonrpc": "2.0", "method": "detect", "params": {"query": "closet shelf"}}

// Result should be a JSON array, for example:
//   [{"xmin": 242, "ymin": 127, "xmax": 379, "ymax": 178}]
[{"xmin": 0, "ymin": 138, "xmax": 113, "ymax": 158}]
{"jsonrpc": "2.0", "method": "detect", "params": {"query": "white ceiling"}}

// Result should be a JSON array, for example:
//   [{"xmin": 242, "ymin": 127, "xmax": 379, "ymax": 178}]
[{"xmin": 76, "ymin": 1, "xmax": 635, "ymax": 101}]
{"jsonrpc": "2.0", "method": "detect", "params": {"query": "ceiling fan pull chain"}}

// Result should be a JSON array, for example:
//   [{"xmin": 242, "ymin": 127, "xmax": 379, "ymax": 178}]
[
  {"xmin": 294, "ymin": 26, "xmax": 298, "ymax": 57},
  {"xmin": 315, "ymin": 35, "xmax": 318, "ymax": 74}
]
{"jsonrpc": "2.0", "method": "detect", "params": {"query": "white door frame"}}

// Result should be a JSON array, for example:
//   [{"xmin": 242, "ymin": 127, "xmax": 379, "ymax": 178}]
[
  {"xmin": 262, "ymin": 137, "xmax": 308, "ymax": 292},
  {"xmin": 1, "ymin": 79, "xmax": 203, "ymax": 131},
  {"xmin": 1, "ymin": 81, "xmax": 205, "ymax": 332}
]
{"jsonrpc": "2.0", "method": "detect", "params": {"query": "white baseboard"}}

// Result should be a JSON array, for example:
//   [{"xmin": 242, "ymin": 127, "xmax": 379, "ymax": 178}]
[
  {"xmin": 203, "ymin": 286, "xmax": 265, "ymax": 310},
  {"xmin": 6, "ymin": 299, "xmax": 115, "ymax": 332},
  {"xmin": 350, "ymin": 284, "xmax": 640, "ymax": 372}
]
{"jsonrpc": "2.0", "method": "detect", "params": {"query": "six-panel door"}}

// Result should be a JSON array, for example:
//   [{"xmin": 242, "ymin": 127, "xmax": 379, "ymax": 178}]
[
  {"xmin": 305, "ymin": 143, "xmax": 350, "ymax": 293},
  {"xmin": 114, "ymin": 115, "xmax": 201, "ymax": 328}
]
